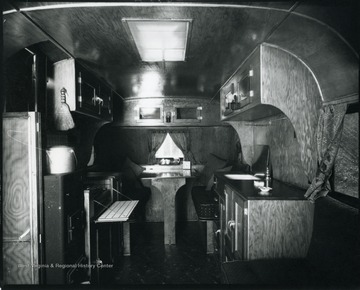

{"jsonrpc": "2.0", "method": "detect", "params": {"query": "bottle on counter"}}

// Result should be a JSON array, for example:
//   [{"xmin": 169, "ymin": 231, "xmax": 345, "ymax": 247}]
[{"xmin": 265, "ymin": 166, "xmax": 271, "ymax": 187}]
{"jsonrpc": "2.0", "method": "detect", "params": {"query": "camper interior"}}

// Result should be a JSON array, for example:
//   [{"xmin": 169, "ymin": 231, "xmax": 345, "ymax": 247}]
[{"xmin": 1, "ymin": 0, "xmax": 359, "ymax": 288}]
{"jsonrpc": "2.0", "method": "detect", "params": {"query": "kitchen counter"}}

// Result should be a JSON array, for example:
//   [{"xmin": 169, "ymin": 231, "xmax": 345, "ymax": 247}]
[
  {"xmin": 214, "ymin": 172, "xmax": 307, "ymax": 200},
  {"xmin": 214, "ymin": 171, "xmax": 314, "ymax": 261}
]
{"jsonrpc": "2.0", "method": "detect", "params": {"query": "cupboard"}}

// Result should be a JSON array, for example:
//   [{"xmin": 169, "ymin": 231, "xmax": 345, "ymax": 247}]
[
  {"xmin": 43, "ymin": 173, "xmax": 87, "ymax": 284},
  {"xmin": 215, "ymin": 173, "xmax": 314, "ymax": 263},
  {"xmin": 52, "ymin": 58, "xmax": 113, "ymax": 121},
  {"xmin": 2, "ymin": 112, "xmax": 43, "ymax": 284},
  {"xmin": 220, "ymin": 45, "xmax": 282, "ymax": 121}
]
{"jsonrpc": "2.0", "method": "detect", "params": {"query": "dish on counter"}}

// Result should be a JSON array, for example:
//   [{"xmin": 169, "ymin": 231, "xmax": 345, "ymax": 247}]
[
  {"xmin": 224, "ymin": 174, "xmax": 260, "ymax": 180},
  {"xmin": 258, "ymin": 186, "xmax": 272, "ymax": 192}
]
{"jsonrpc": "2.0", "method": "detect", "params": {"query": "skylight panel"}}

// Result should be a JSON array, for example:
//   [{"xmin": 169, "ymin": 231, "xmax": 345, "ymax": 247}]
[{"xmin": 123, "ymin": 19, "xmax": 191, "ymax": 62}]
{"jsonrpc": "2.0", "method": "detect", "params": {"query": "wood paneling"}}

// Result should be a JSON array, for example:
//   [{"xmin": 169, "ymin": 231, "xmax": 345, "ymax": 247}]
[
  {"xmin": 2, "ymin": 112, "xmax": 42, "ymax": 284},
  {"xmin": 247, "ymin": 200, "xmax": 314, "ymax": 259},
  {"xmin": 117, "ymin": 97, "xmax": 221, "ymax": 127},
  {"xmin": 3, "ymin": 242, "xmax": 33, "ymax": 284},
  {"xmin": 2, "ymin": 116, "xmax": 31, "ymax": 239},
  {"xmin": 226, "ymin": 121, "xmax": 254, "ymax": 167},
  {"xmin": 257, "ymin": 116, "xmax": 309, "ymax": 189},
  {"xmin": 151, "ymin": 178, "xmax": 186, "ymax": 244},
  {"xmin": 261, "ymin": 44, "xmax": 322, "ymax": 181}
]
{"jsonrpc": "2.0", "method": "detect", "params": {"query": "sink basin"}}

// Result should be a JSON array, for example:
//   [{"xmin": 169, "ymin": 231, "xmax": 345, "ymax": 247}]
[{"xmin": 224, "ymin": 174, "xmax": 260, "ymax": 180}]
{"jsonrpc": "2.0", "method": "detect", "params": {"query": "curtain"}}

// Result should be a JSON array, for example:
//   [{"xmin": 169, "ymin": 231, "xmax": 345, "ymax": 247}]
[
  {"xmin": 148, "ymin": 131, "xmax": 167, "ymax": 164},
  {"xmin": 169, "ymin": 131, "xmax": 196, "ymax": 163},
  {"xmin": 304, "ymin": 103, "xmax": 347, "ymax": 202}
]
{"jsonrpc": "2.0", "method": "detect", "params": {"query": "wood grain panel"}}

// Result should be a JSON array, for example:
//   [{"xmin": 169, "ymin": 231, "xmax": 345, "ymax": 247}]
[
  {"xmin": 226, "ymin": 121, "xmax": 254, "ymax": 166},
  {"xmin": 3, "ymin": 241, "xmax": 34, "ymax": 284},
  {"xmin": 144, "ymin": 185, "xmax": 163, "ymax": 222},
  {"xmin": 247, "ymin": 200, "xmax": 314, "ymax": 259},
  {"xmin": 116, "ymin": 97, "xmax": 221, "ymax": 127},
  {"xmin": 2, "ymin": 114, "xmax": 32, "ymax": 239},
  {"xmin": 2, "ymin": 112, "xmax": 41, "ymax": 285},
  {"xmin": 151, "ymin": 178, "xmax": 186, "ymax": 244},
  {"xmin": 261, "ymin": 44, "xmax": 322, "ymax": 181},
  {"xmin": 252, "ymin": 116, "xmax": 309, "ymax": 189}
]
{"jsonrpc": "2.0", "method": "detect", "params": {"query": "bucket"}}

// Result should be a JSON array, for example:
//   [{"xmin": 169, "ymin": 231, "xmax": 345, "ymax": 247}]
[{"xmin": 46, "ymin": 146, "xmax": 76, "ymax": 174}]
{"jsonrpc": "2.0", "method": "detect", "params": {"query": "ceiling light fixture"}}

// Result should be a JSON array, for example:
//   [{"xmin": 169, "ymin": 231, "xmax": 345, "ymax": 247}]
[{"xmin": 123, "ymin": 19, "xmax": 192, "ymax": 62}]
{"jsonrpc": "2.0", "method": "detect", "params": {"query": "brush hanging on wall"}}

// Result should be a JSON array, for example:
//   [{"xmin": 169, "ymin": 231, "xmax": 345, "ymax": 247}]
[{"xmin": 54, "ymin": 87, "xmax": 75, "ymax": 131}]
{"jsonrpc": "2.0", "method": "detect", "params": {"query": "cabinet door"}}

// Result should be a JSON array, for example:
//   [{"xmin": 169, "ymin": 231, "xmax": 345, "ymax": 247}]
[
  {"xmin": 233, "ymin": 194, "xmax": 246, "ymax": 260},
  {"xmin": 76, "ymin": 66, "xmax": 102, "ymax": 118},
  {"xmin": 98, "ymin": 83, "xmax": 113, "ymax": 121},
  {"xmin": 2, "ymin": 112, "xmax": 43, "ymax": 284},
  {"xmin": 219, "ymin": 194, "xmax": 226, "ymax": 262},
  {"xmin": 224, "ymin": 185, "xmax": 234, "ymax": 260}
]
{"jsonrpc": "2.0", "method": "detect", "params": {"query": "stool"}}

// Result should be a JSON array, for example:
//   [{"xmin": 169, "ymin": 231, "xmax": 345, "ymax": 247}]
[{"xmin": 191, "ymin": 186, "xmax": 219, "ymax": 254}]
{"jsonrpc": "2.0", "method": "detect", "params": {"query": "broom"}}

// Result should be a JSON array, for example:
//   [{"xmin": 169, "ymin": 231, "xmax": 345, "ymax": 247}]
[{"xmin": 54, "ymin": 87, "xmax": 75, "ymax": 131}]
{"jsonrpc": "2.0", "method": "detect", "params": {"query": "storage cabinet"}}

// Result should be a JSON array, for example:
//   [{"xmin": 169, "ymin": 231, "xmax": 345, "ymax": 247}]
[
  {"xmin": 2, "ymin": 112, "xmax": 43, "ymax": 285},
  {"xmin": 43, "ymin": 173, "xmax": 87, "ymax": 284},
  {"xmin": 215, "ymin": 174, "xmax": 314, "ymax": 263},
  {"xmin": 223, "ymin": 185, "xmax": 246, "ymax": 262},
  {"xmin": 220, "ymin": 45, "xmax": 282, "ymax": 121},
  {"xmin": 53, "ymin": 58, "xmax": 113, "ymax": 121}
]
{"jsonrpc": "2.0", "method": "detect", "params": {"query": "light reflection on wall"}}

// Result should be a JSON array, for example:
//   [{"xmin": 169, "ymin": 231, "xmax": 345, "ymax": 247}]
[{"xmin": 133, "ymin": 71, "xmax": 164, "ymax": 98}]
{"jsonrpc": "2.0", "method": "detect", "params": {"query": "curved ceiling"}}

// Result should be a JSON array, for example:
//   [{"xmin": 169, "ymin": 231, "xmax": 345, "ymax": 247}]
[{"xmin": 2, "ymin": 1, "xmax": 359, "ymax": 103}]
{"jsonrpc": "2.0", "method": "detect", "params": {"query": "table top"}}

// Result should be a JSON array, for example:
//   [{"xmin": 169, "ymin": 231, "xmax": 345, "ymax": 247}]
[
  {"xmin": 140, "ymin": 170, "xmax": 198, "ymax": 180},
  {"xmin": 95, "ymin": 200, "xmax": 138, "ymax": 223}
]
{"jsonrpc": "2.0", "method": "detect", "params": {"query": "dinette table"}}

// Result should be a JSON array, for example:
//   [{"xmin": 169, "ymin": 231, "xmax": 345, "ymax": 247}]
[{"xmin": 140, "ymin": 170, "xmax": 197, "ymax": 245}]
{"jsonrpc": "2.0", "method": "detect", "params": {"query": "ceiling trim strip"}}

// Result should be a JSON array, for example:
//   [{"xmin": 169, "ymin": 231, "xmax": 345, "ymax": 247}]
[{"xmin": 3, "ymin": 2, "xmax": 291, "ymax": 15}]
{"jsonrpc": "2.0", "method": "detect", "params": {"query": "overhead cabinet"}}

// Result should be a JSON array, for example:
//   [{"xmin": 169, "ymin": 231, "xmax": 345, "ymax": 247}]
[
  {"xmin": 52, "ymin": 59, "xmax": 113, "ymax": 121},
  {"xmin": 220, "ymin": 45, "xmax": 282, "ymax": 121}
]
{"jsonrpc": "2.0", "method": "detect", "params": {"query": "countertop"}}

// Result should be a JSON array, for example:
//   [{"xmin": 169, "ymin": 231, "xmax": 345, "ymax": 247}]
[{"xmin": 215, "ymin": 172, "xmax": 307, "ymax": 201}]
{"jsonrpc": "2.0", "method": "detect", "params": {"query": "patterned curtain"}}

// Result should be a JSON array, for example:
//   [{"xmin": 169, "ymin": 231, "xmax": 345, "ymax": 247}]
[
  {"xmin": 304, "ymin": 103, "xmax": 347, "ymax": 202},
  {"xmin": 169, "ymin": 131, "xmax": 196, "ymax": 163},
  {"xmin": 148, "ymin": 131, "xmax": 167, "ymax": 164}
]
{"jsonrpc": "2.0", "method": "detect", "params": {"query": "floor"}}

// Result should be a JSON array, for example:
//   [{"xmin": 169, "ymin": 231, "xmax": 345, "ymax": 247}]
[{"xmin": 98, "ymin": 221, "xmax": 221, "ymax": 286}]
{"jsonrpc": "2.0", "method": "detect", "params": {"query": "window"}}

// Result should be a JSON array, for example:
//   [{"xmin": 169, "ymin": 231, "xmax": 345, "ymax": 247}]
[
  {"xmin": 333, "ymin": 110, "xmax": 359, "ymax": 198},
  {"xmin": 331, "ymin": 103, "xmax": 359, "ymax": 204},
  {"xmin": 155, "ymin": 133, "xmax": 184, "ymax": 159}
]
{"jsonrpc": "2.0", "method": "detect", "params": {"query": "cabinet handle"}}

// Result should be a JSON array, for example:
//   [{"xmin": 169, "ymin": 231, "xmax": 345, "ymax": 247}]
[
  {"xmin": 92, "ymin": 95, "xmax": 103, "ymax": 114},
  {"xmin": 228, "ymin": 220, "xmax": 235, "ymax": 230},
  {"xmin": 77, "ymin": 73, "xmax": 82, "ymax": 107}
]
